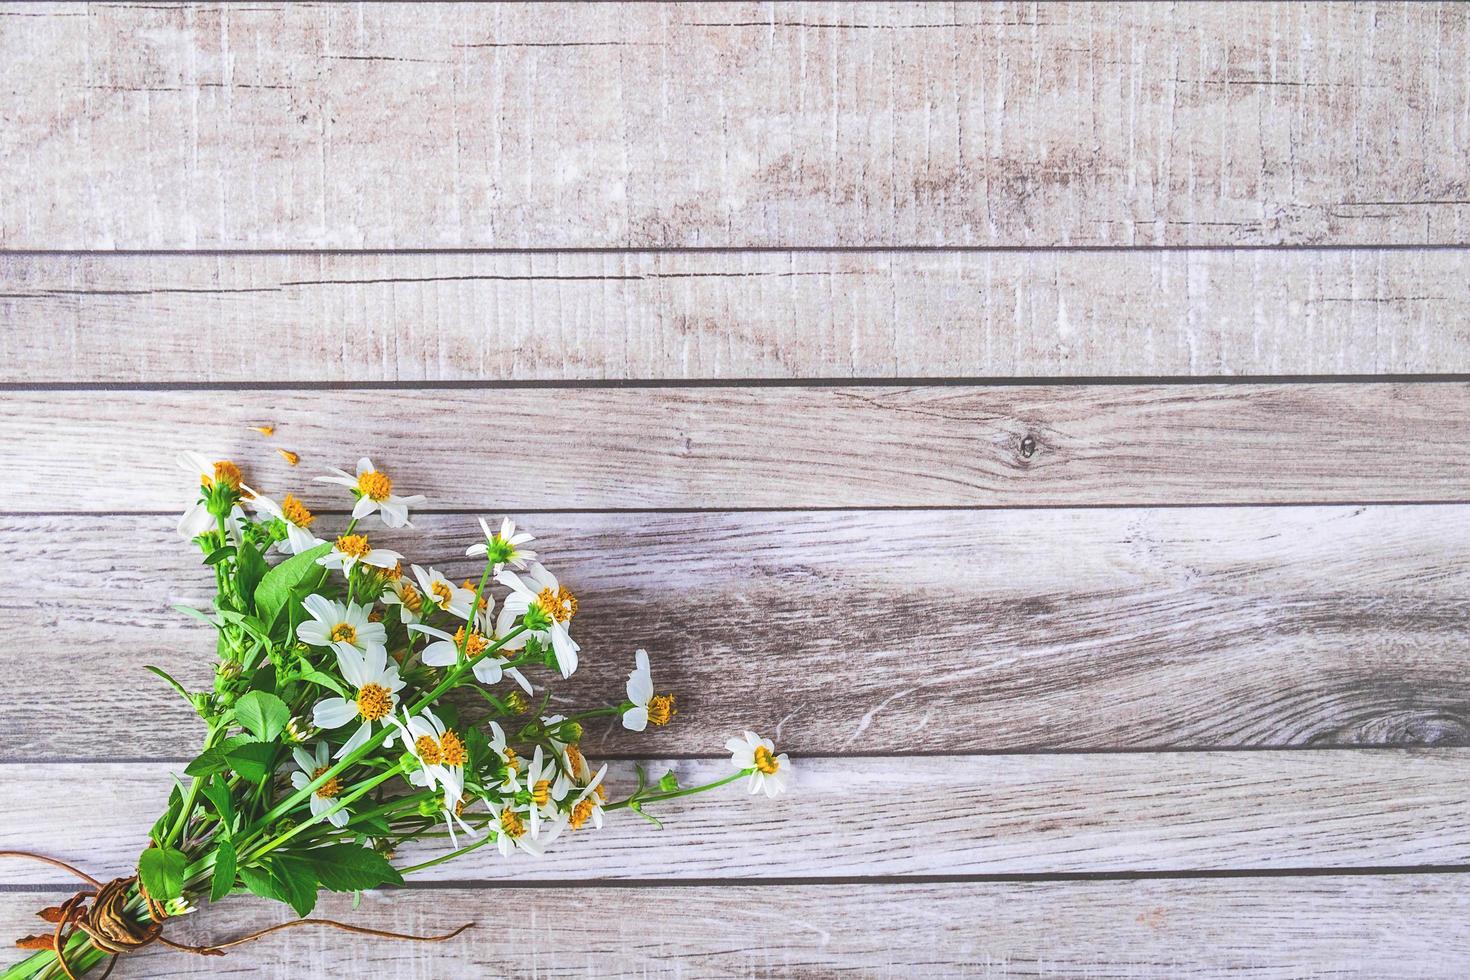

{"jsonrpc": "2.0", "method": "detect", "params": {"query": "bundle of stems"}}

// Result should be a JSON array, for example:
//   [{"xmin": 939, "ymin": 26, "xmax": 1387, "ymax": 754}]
[{"xmin": 5, "ymin": 453, "xmax": 792, "ymax": 979}]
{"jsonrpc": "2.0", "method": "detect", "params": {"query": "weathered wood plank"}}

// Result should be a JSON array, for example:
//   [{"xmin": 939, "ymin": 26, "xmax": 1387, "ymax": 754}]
[
  {"xmin": 3, "ymin": 2, "xmax": 1467, "ymax": 248},
  {"xmin": 4, "ymin": 507, "xmax": 1468, "ymax": 759},
  {"xmin": 3, "ymin": 385, "xmax": 1469, "ymax": 511},
  {"xmin": 2, "ymin": 752, "xmax": 1466, "ymax": 886},
  {"xmin": 6, "ymin": 876, "xmax": 1469, "ymax": 978},
  {"xmin": 5, "ymin": 250, "xmax": 1470, "ymax": 381}
]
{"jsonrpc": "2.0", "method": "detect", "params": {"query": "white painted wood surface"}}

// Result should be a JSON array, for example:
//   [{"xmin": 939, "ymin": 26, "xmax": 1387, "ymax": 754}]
[
  {"xmin": 4, "ymin": 250, "xmax": 1470, "ymax": 380},
  {"xmin": 5, "ymin": 384, "xmax": 1470, "ymax": 511},
  {"xmin": 2, "ymin": 2, "xmax": 1467, "ymax": 248},
  {"xmin": 6, "ymin": 877, "xmax": 1468, "ymax": 979},
  {"xmin": 3, "ymin": 752, "xmax": 1467, "ymax": 886},
  {"xmin": 3, "ymin": 1, "xmax": 1468, "ymax": 975},
  {"xmin": 4, "ymin": 507, "xmax": 1466, "ymax": 759}
]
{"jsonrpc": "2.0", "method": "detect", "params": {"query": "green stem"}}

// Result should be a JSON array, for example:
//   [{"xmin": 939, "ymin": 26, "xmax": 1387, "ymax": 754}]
[
  {"xmin": 161, "ymin": 722, "xmax": 226, "ymax": 849},
  {"xmin": 245, "ymin": 764, "xmax": 404, "ymax": 863},
  {"xmin": 607, "ymin": 770, "xmax": 749, "ymax": 810}
]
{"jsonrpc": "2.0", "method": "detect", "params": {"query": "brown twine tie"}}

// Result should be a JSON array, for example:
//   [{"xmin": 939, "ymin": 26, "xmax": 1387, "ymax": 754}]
[{"xmin": 2, "ymin": 850, "xmax": 474, "ymax": 980}]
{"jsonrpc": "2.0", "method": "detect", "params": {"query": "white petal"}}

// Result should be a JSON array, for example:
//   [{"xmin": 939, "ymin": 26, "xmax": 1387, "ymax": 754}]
[
  {"xmin": 622, "ymin": 706, "xmax": 649, "ymax": 732},
  {"xmin": 378, "ymin": 500, "xmax": 409, "ymax": 527},
  {"xmin": 313, "ymin": 698, "xmax": 357, "ymax": 729},
  {"xmin": 356, "ymin": 457, "xmax": 374, "ymax": 476},
  {"xmin": 296, "ymin": 621, "xmax": 330, "ymax": 647},
  {"xmin": 334, "ymin": 647, "xmax": 371, "ymax": 688},
  {"xmin": 420, "ymin": 640, "xmax": 458, "ymax": 667},
  {"xmin": 471, "ymin": 658, "xmax": 503, "ymax": 684},
  {"xmin": 301, "ymin": 593, "xmax": 338, "ymax": 624},
  {"xmin": 352, "ymin": 496, "xmax": 377, "ymax": 519},
  {"xmin": 334, "ymin": 721, "xmax": 373, "ymax": 759}
]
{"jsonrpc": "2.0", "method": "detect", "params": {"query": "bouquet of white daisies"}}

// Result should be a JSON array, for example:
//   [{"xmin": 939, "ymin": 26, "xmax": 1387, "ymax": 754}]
[{"xmin": 6, "ymin": 452, "xmax": 791, "ymax": 979}]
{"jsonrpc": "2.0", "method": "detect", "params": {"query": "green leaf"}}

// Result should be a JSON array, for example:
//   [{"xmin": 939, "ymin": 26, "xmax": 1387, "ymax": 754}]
[
  {"xmin": 297, "ymin": 669, "xmax": 346, "ymax": 697},
  {"xmin": 203, "ymin": 545, "xmax": 236, "ymax": 566},
  {"xmin": 184, "ymin": 747, "xmax": 227, "ymax": 779},
  {"xmin": 137, "ymin": 846, "xmax": 187, "ymax": 903},
  {"xmin": 201, "ymin": 775, "xmax": 235, "ymax": 836},
  {"xmin": 254, "ymin": 542, "xmax": 332, "ymax": 624},
  {"xmin": 236, "ymin": 541, "xmax": 268, "ymax": 605},
  {"xmin": 144, "ymin": 665, "xmax": 194, "ymax": 707},
  {"xmin": 224, "ymin": 741, "xmax": 279, "ymax": 783},
  {"xmin": 288, "ymin": 844, "xmax": 402, "ymax": 894},
  {"xmin": 149, "ymin": 785, "xmax": 183, "ymax": 844},
  {"xmin": 173, "ymin": 603, "xmax": 221, "ymax": 628},
  {"xmin": 264, "ymin": 856, "xmax": 319, "ymax": 918},
  {"xmin": 210, "ymin": 839, "xmax": 237, "ymax": 903},
  {"xmin": 218, "ymin": 610, "xmax": 274, "ymax": 645},
  {"xmin": 235, "ymin": 691, "xmax": 290, "ymax": 741},
  {"xmin": 238, "ymin": 865, "xmax": 285, "ymax": 906}
]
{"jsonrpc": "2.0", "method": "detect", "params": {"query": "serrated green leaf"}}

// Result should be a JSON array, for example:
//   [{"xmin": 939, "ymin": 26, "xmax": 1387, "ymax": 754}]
[
  {"xmin": 184, "ymin": 747, "xmax": 226, "ymax": 779},
  {"xmin": 235, "ymin": 691, "xmax": 290, "ymax": 742},
  {"xmin": 265, "ymin": 855, "xmax": 319, "ymax": 918},
  {"xmin": 224, "ymin": 741, "xmax": 279, "ymax": 783},
  {"xmin": 200, "ymin": 774, "xmax": 235, "ymax": 836},
  {"xmin": 238, "ymin": 865, "xmax": 284, "ymax": 905},
  {"xmin": 287, "ymin": 844, "xmax": 402, "ymax": 893},
  {"xmin": 137, "ymin": 846, "xmax": 187, "ymax": 903},
  {"xmin": 210, "ymin": 839, "xmax": 237, "ymax": 903},
  {"xmin": 254, "ymin": 542, "xmax": 332, "ymax": 625}
]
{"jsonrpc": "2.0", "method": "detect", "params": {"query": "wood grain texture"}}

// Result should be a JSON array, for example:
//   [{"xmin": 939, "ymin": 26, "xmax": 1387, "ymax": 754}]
[
  {"xmin": 4, "ymin": 384, "xmax": 1470, "ymax": 510},
  {"xmin": 2, "ymin": 752, "xmax": 1467, "ymax": 886},
  {"xmin": 5, "ymin": 507, "xmax": 1468, "ymax": 760},
  {"xmin": 6, "ymin": 876, "xmax": 1470, "ymax": 978},
  {"xmin": 3, "ymin": 2, "xmax": 1468, "ymax": 248},
  {"xmin": 5, "ymin": 249, "xmax": 1470, "ymax": 381}
]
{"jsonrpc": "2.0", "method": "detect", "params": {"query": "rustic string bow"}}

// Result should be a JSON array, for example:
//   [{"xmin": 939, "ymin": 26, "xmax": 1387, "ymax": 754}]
[{"xmin": 2, "ymin": 851, "xmax": 472, "ymax": 980}]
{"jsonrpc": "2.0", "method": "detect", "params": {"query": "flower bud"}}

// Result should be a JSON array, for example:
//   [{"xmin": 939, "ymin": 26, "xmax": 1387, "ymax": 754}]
[
  {"xmin": 558, "ymin": 721, "xmax": 584, "ymax": 743},
  {"xmin": 504, "ymin": 691, "xmax": 529, "ymax": 715},
  {"xmin": 417, "ymin": 797, "xmax": 441, "ymax": 818}
]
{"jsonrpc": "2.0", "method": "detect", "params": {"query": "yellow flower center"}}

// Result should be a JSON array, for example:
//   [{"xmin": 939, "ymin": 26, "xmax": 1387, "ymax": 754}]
[
  {"xmin": 205, "ymin": 460, "xmax": 243, "ymax": 489},
  {"xmin": 335, "ymin": 533, "xmax": 372, "ymax": 560},
  {"xmin": 357, "ymin": 470, "xmax": 393, "ymax": 501},
  {"xmin": 281, "ymin": 493, "xmax": 315, "ymax": 528},
  {"xmin": 398, "ymin": 582, "xmax": 423, "ymax": 614},
  {"xmin": 380, "ymin": 561, "xmax": 403, "ymax": 581},
  {"xmin": 440, "ymin": 730, "xmax": 467, "ymax": 767},
  {"xmin": 356, "ymin": 683, "xmax": 392, "ymax": 721},
  {"xmin": 565, "ymin": 744, "xmax": 586, "ymax": 779},
  {"xmin": 430, "ymin": 581, "xmax": 455, "ymax": 608},
  {"xmin": 330, "ymin": 623, "xmax": 357, "ymax": 645},
  {"xmin": 753, "ymin": 745, "xmax": 780, "ymax": 775},
  {"xmin": 499, "ymin": 808, "xmax": 526, "ymax": 839},
  {"xmin": 503, "ymin": 747, "xmax": 519, "ymax": 774},
  {"xmin": 569, "ymin": 797, "xmax": 595, "ymax": 830},
  {"xmin": 536, "ymin": 586, "xmax": 578, "ymax": 624},
  {"xmin": 453, "ymin": 626, "xmax": 489, "ymax": 658},
  {"xmin": 532, "ymin": 780, "xmax": 551, "ymax": 806},
  {"xmin": 311, "ymin": 765, "xmax": 342, "ymax": 800},
  {"xmin": 414, "ymin": 735, "xmax": 443, "ymax": 766},
  {"xmin": 648, "ymin": 694, "xmax": 676, "ymax": 727}
]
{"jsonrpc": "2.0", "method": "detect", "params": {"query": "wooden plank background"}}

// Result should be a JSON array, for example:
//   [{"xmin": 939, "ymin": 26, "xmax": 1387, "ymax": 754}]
[{"xmin": 2, "ymin": 2, "xmax": 1468, "ymax": 977}]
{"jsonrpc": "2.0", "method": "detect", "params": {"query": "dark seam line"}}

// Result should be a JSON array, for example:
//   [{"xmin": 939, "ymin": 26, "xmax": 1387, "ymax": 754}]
[
  {"xmin": 4, "ymin": 244, "xmax": 1470, "ymax": 256},
  {"xmin": 4, "ymin": 375, "xmax": 1470, "ymax": 392},
  {"xmin": 16, "ymin": 745, "xmax": 1470, "ymax": 766},
  {"xmin": 3, "ymin": 866, "xmax": 1469, "ymax": 893},
  {"xmin": 5, "ymin": 501, "xmax": 1470, "ymax": 519}
]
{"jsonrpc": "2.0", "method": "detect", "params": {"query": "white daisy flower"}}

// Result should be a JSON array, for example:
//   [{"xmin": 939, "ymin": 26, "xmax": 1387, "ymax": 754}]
[
  {"xmin": 381, "ymin": 573, "xmax": 427, "ymax": 626},
  {"xmin": 725, "ymin": 731, "xmax": 794, "ymax": 798},
  {"xmin": 311, "ymin": 644, "xmax": 406, "ymax": 759},
  {"xmin": 289, "ymin": 741, "xmax": 350, "ymax": 828},
  {"xmin": 389, "ymin": 708, "xmax": 466, "ymax": 806},
  {"xmin": 523, "ymin": 745, "xmax": 570, "ymax": 840},
  {"xmin": 566, "ymin": 764, "xmax": 609, "ymax": 832},
  {"xmin": 484, "ymin": 796, "xmax": 544, "ymax": 857},
  {"xmin": 495, "ymin": 563, "xmax": 580, "ymax": 678},
  {"xmin": 318, "ymin": 532, "xmax": 403, "ymax": 578},
  {"xmin": 176, "ymin": 452, "xmax": 252, "ymax": 540},
  {"xmin": 622, "ymin": 649, "xmax": 676, "ymax": 732},
  {"xmin": 487, "ymin": 722, "xmax": 521, "ymax": 791},
  {"xmin": 296, "ymin": 595, "xmax": 387, "ymax": 660},
  {"xmin": 465, "ymin": 517, "xmax": 537, "ymax": 573},
  {"xmin": 411, "ymin": 565, "xmax": 477, "ymax": 620},
  {"xmin": 407, "ymin": 623, "xmax": 532, "ymax": 694},
  {"xmin": 315, "ymin": 456, "xmax": 425, "ymax": 528},
  {"xmin": 249, "ymin": 492, "xmax": 326, "ymax": 555}
]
